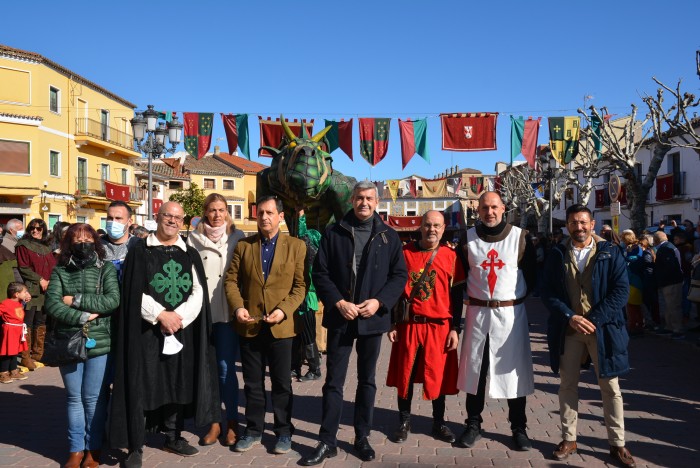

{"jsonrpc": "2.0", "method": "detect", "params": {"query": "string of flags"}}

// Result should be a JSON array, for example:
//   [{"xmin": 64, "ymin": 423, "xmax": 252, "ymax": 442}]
[
  {"xmin": 379, "ymin": 174, "xmax": 497, "ymax": 202},
  {"xmin": 175, "ymin": 111, "xmax": 596, "ymax": 170}
]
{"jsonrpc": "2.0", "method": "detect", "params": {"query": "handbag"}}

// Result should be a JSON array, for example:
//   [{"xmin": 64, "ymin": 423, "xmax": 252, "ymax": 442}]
[
  {"xmin": 392, "ymin": 247, "xmax": 439, "ymax": 324},
  {"xmin": 43, "ymin": 322, "xmax": 88, "ymax": 367}
]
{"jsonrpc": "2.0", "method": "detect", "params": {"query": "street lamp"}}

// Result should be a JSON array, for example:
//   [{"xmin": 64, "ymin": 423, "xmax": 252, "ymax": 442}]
[
  {"xmin": 130, "ymin": 105, "xmax": 183, "ymax": 220},
  {"xmin": 539, "ymin": 153, "xmax": 557, "ymax": 235}
]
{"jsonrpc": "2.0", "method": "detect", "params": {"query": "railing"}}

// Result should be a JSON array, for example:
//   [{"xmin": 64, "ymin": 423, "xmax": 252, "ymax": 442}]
[
  {"xmin": 75, "ymin": 118, "xmax": 135, "ymax": 151},
  {"xmin": 75, "ymin": 177, "xmax": 138, "ymax": 201},
  {"xmin": 674, "ymin": 171, "xmax": 686, "ymax": 197}
]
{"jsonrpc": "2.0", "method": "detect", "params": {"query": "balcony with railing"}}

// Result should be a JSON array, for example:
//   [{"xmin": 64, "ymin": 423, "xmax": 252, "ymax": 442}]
[
  {"xmin": 75, "ymin": 177, "xmax": 139, "ymax": 203},
  {"xmin": 74, "ymin": 118, "xmax": 140, "ymax": 157}
]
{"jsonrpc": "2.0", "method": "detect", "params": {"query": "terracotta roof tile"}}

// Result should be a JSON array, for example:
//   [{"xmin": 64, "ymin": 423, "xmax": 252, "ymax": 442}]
[
  {"xmin": 213, "ymin": 152, "xmax": 268, "ymax": 174},
  {"xmin": 0, "ymin": 111, "xmax": 43, "ymax": 121},
  {"xmin": 184, "ymin": 155, "xmax": 243, "ymax": 177}
]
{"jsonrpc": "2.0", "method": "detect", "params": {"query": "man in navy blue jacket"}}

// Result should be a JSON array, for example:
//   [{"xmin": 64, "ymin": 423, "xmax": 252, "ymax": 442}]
[
  {"xmin": 542, "ymin": 204, "xmax": 635, "ymax": 468},
  {"xmin": 300, "ymin": 180, "xmax": 407, "ymax": 466}
]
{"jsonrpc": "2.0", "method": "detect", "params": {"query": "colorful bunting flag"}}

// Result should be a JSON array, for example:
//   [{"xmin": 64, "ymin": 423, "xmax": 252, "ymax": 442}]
[
  {"xmin": 408, "ymin": 179, "xmax": 417, "ymax": 198},
  {"xmin": 448, "ymin": 177, "xmax": 462, "ymax": 193},
  {"xmin": 157, "ymin": 111, "xmax": 173, "ymax": 123},
  {"xmin": 398, "ymin": 118, "xmax": 429, "ymax": 169},
  {"xmin": 532, "ymin": 182, "xmax": 545, "ymax": 199},
  {"xmin": 387, "ymin": 179, "xmax": 400, "ymax": 202},
  {"xmin": 183, "ymin": 112, "xmax": 214, "ymax": 160},
  {"xmin": 469, "ymin": 177, "xmax": 484, "ymax": 195},
  {"xmin": 548, "ymin": 116, "xmax": 580, "ymax": 165},
  {"xmin": 221, "ymin": 113, "xmax": 250, "ymax": 159},
  {"xmin": 359, "ymin": 118, "xmax": 391, "ymax": 166},
  {"xmin": 324, "ymin": 119, "xmax": 354, "ymax": 160},
  {"xmin": 486, "ymin": 177, "xmax": 495, "ymax": 192},
  {"xmin": 510, "ymin": 116, "xmax": 541, "ymax": 168},
  {"xmin": 422, "ymin": 178, "xmax": 447, "ymax": 198},
  {"xmin": 440, "ymin": 113, "xmax": 498, "ymax": 151},
  {"xmin": 259, "ymin": 116, "xmax": 314, "ymax": 157},
  {"xmin": 590, "ymin": 114, "xmax": 603, "ymax": 159},
  {"xmin": 656, "ymin": 174, "xmax": 674, "ymax": 201}
]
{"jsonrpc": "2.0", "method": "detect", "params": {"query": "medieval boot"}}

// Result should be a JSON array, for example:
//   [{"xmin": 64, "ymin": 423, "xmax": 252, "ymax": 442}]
[
  {"xmin": 20, "ymin": 329, "xmax": 36, "ymax": 371},
  {"xmin": 33, "ymin": 324, "xmax": 47, "ymax": 366},
  {"xmin": 82, "ymin": 449, "xmax": 100, "ymax": 468},
  {"xmin": 199, "ymin": 422, "xmax": 221, "ymax": 446},
  {"xmin": 299, "ymin": 343, "xmax": 321, "ymax": 381},
  {"xmin": 223, "ymin": 420, "xmax": 238, "ymax": 446}
]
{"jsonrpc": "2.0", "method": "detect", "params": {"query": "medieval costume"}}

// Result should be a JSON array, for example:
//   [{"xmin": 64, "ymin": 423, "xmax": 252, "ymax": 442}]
[{"xmin": 109, "ymin": 234, "xmax": 219, "ymax": 452}]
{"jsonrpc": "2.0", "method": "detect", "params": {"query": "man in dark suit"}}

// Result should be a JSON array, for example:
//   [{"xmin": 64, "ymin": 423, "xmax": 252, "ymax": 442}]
[
  {"xmin": 225, "ymin": 195, "xmax": 307, "ymax": 455},
  {"xmin": 300, "ymin": 181, "xmax": 407, "ymax": 465}
]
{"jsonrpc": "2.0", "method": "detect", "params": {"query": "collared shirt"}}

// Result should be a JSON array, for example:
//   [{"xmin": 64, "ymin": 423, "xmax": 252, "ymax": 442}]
[
  {"xmin": 571, "ymin": 236, "xmax": 595, "ymax": 272},
  {"xmin": 261, "ymin": 232, "xmax": 279, "ymax": 282}
]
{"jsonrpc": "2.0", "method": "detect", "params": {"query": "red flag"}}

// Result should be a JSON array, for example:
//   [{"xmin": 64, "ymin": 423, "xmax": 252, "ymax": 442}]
[
  {"xmin": 595, "ymin": 189, "xmax": 605, "ymax": 208},
  {"xmin": 522, "ymin": 118, "xmax": 541, "ymax": 167},
  {"xmin": 359, "ymin": 118, "xmax": 391, "ymax": 166},
  {"xmin": 440, "ymin": 113, "xmax": 498, "ymax": 151},
  {"xmin": 258, "ymin": 116, "xmax": 314, "ymax": 157},
  {"xmin": 104, "ymin": 181, "xmax": 130, "ymax": 202},
  {"xmin": 656, "ymin": 174, "xmax": 674, "ymax": 201},
  {"xmin": 324, "ymin": 119, "xmax": 354, "ymax": 160},
  {"xmin": 152, "ymin": 198, "xmax": 163, "ymax": 215},
  {"xmin": 408, "ymin": 179, "xmax": 417, "ymax": 198},
  {"xmin": 183, "ymin": 113, "xmax": 213, "ymax": 159}
]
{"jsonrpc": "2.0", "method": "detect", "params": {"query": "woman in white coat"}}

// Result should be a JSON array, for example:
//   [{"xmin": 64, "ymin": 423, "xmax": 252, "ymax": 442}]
[{"xmin": 187, "ymin": 193, "xmax": 245, "ymax": 447}]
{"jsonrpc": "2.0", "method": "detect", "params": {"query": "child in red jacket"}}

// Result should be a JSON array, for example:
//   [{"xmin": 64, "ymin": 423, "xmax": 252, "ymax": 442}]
[{"xmin": 0, "ymin": 282, "xmax": 32, "ymax": 383}]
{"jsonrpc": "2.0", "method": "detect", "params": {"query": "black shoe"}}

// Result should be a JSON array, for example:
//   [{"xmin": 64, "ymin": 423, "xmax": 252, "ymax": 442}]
[
  {"xmin": 298, "ymin": 370, "xmax": 322, "ymax": 382},
  {"xmin": 300, "ymin": 442, "xmax": 337, "ymax": 466},
  {"xmin": 392, "ymin": 420, "xmax": 411, "ymax": 443},
  {"xmin": 457, "ymin": 422, "xmax": 483, "ymax": 448},
  {"xmin": 163, "ymin": 437, "xmax": 199, "ymax": 457},
  {"xmin": 124, "ymin": 448, "xmax": 143, "ymax": 468},
  {"xmin": 512, "ymin": 427, "xmax": 532, "ymax": 451},
  {"xmin": 353, "ymin": 437, "xmax": 375, "ymax": 461},
  {"xmin": 432, "ymin": 422, "xmax": 456, "ymax": 443}
]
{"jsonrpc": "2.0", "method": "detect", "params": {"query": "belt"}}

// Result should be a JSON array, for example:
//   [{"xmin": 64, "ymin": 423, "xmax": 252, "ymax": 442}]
[
  {"xmin": 411, "ymin": 315, "xmax": 448, "ymax": 324},
  {"xmin": 466, "ymin": 297, "xmax": 526, "ymax": 308}
]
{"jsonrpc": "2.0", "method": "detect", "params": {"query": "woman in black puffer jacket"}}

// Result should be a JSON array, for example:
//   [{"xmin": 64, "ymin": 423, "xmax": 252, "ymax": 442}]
[{"xmin": 45, "ymin": 223, "xmax": 120, "ymax": 468}]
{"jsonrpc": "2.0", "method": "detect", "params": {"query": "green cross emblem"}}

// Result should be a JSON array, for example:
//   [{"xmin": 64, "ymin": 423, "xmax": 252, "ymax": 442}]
[{"xmin": 150, "ymin": 259, "xmax": 192, "ymax": 308}]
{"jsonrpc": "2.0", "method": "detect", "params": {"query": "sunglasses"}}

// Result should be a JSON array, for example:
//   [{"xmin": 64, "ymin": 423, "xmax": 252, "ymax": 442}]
[{"xmin": 29, "ymin": 226, "xmax": 44, "ymax": 232}]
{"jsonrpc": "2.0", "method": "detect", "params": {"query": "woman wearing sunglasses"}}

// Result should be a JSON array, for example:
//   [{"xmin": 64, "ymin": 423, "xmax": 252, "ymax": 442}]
[{"xmin": 15, "ymin": 218, "xmax": 57, "ymax": 370}]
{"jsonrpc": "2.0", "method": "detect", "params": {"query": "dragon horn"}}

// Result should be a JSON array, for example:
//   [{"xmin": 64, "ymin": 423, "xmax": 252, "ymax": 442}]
[
  {"xmin": 280, "ymin": 115, "xmax": 296, "ymax": 142},
  {"xmin": 301, "ymin": 121, "xmax": 309, "ymax": 139},
  {"xmin": 311, "ymin": 125, "xmax": 332, "ymax": 143}
]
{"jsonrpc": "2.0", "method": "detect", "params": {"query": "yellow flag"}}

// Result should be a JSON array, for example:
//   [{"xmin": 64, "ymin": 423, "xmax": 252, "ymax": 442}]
[{"xmin": 387, "ymin": 179, "xmax": 400, "ymax": 202}]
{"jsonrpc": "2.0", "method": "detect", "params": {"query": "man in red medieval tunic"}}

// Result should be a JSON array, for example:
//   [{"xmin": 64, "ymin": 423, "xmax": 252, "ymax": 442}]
[{"xmin": 386, "ymin": 210, "xmax": 465, "ymax": 444}]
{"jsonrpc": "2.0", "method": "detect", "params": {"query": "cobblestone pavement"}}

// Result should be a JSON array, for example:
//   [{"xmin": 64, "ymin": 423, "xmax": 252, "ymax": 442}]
[{"xmin": 1, "ymin": 298, "xmax": 699, "ymax": 467}]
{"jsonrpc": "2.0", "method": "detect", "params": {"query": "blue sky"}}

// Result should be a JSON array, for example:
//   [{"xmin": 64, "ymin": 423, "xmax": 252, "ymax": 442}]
[{"xmin": 2, "ymin": 0, "xmax": 699, "ymax": 182}]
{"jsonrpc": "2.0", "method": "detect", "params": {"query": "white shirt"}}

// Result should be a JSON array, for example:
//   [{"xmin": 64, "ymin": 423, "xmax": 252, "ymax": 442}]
[
  {"xmin": 140, "ymin": 233, "xmax": 203, "ymax": 329},
  {"xmin": 572, "ymin": 236, "xmax": 595, "ymax": 272}
]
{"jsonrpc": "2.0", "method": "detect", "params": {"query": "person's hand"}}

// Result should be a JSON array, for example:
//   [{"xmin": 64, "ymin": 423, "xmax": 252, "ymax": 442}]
[
  {"xmin": 445, "ymin": 330, "xmax": 459, "ymax": 351},
  {"xmin": 263, "ymin": 309, "xmax": 285, "ymax": 324},
  {"xmin": 387, "ymin": 326, "xmax": 398, "ymax": 343},
  {"xmin": 62, "ymin": 295, "xmax": 74, "ymax": 306},
  {"xmin": 336, "ymin": 299, "xmax": 360, "ymax": 320},
  {"xmin": 157, "ymin": 310, "xmax": 183, "ymax": 335},
  {"xmin": 569, "ymin": 315, "xmax": 596, "ymax": 334},
  {"xmin": 671, "ymin": 220, "xmax": 678, "ymax": 227},
  {"xmin": 87, "ymin": 313, "xmax": 99, "ymax": 321},
  {"xmin": 235, "ymin": 308, "xmax": 257, "ymax": 324},
  {"xmin": 40, "ymin": 278, "xmax": 49, "ymax": 292},
  {"xmin": 357, "ymin": 298, "xmax": 380, "ymax": 318}
]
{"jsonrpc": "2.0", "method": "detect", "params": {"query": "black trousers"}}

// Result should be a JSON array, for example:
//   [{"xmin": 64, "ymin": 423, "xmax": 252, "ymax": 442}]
[
  {"xmin": 161, "ymin": 404, "xmax": 184, "ymax": 441},
  {"xmin": 465, "ymin": 335, "xmax": 527, "ymax": 430},
  {"xmin": 398, "ymin": 347, "xmax": 446, "ymax": 423},
  {"xmin": 319, "ymin": 323, "xmax": 382, "ymax": 447},
  {"xmin": 239, "ymin": 326, "xmax": 294, "ymax": 437}
]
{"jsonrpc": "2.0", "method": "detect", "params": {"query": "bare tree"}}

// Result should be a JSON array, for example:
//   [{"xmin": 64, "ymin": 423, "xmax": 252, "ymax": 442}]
[{"xmin": 643, "ymin": 50, "xmax": 700, "ymax": 150}]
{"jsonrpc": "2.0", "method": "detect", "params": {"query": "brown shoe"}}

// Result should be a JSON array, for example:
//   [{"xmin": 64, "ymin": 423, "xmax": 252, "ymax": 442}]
[
  {"xmin": 610, "ymin": 446, "xmax": 636, "ymax": 467},
  {"xmin": 20, "ymin": 349, "xmax": 36, "ymax": 371},
  {"xmin": 63, "ymin": 451, "xmax": 84, "ymax": 468},
  {"xmin": 0, "ymin": 371, "xmax": 12, "ymax": 384},
  {"xmin": 199, "ymin": 422, "xmax": 221, "ymax": 446},
  {"xmin": 553, "ymin": 440, "xmax": 577, "ymax": 460},
  {"xmin": 223, "ymin": 420, "xmax": 238, "ymax": 446},
  {"xmin": 9, "ymin": 369, "xmax": 27, "ymax": 381},
  {"xmin": 82, "ymin": 449, "xmax": 100, "ymax": 468}
]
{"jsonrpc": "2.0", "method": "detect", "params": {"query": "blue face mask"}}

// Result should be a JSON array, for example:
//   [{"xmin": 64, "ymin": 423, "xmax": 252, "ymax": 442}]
[
  {"xmin": 105, "ymin": 220, "xmax": 126, "ymax": 240},
  {"xmin": 15, "ymin": 230, "xmax": 25, "ymax": 239}
]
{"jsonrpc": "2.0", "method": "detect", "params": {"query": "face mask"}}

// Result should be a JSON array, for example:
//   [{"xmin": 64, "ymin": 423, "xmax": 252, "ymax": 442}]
[
  {"xmin": 73, "ymin": 242, "xmax": 95, "ymax": 259},
  {"xmin": 105, "ymin": 220, "xmax": 126, "ymax": 239},
  {"xmin": 15, "ymin": 230, "xmax": 25, "ymax": 239}
]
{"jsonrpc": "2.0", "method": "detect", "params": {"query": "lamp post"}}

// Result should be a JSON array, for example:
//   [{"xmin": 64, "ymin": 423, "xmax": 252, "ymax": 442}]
[
  {"xmin": 130, "ymin": 105, "xmax": 183, "ymax": 221},
  {"xmin": 539, "ymin": 153, "xmax": 557, "ymax": 235}
]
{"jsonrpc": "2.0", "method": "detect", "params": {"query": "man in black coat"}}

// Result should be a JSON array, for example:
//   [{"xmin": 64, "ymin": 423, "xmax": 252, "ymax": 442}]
[
  {"xmin": 109, "ymin": 202, "xmax": 219, "ymax": 468},
  {"xmin": 300, "ymin": 181, "xmax": 407, "ymax": 466}
]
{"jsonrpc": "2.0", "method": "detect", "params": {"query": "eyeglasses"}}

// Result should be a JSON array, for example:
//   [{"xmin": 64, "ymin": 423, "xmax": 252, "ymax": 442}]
[
  {"xmin": 159, "ymin": 213, "xmax": 184, "ymax": 223},
  {"xmin": 29, "ymin": 226, "xmax": 43, "ymax": 232}
]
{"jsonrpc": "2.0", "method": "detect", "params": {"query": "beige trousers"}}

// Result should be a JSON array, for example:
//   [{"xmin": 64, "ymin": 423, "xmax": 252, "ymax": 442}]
[{"xmin": 558, "ymin": 330, "xmax": 625, "ymax": 446}]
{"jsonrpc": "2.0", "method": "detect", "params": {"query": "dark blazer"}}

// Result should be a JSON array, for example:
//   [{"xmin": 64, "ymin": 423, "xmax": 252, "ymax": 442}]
[
  {"xmin": 542, "ymin": 237, "xmax": 630, "ymax": 378},
  {"xmin": 313, "ymin": 211, "xmax": 407, "ymax": 335},
  {"xmin": 225, "ymin": 232, "xmax": 307, "ymax": 339}
]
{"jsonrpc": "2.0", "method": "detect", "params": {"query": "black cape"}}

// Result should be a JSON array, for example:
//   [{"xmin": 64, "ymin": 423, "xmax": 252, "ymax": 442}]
[{"xmin": 109, "ymin": 238, "xmax": 219, "ymax": 450}]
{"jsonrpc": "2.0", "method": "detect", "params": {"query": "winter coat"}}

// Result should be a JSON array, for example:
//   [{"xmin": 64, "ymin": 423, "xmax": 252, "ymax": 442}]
[
  {"xmin": 542, "ymin": 237, "xmax": 630, "ymax": 378},
  {"xmin": 44, "ymin": 256, "xmax": 120, "ymax": 358},
  {"xmin": 313, "ymin": 211, "xmax": 407, "ymax": 335},
  {"xmin": 16, "ymin": 238, "xmax": 56, "ymax": 311}
]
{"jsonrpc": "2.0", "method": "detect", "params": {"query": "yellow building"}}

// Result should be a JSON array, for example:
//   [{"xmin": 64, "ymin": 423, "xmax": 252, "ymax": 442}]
[{"xmin": 0, "ymin": 44, "xmax": 140, "ymax": 230}]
